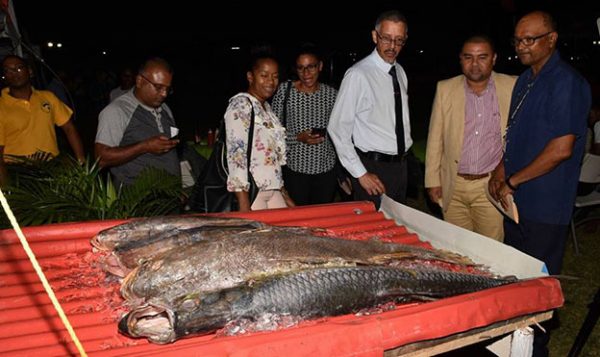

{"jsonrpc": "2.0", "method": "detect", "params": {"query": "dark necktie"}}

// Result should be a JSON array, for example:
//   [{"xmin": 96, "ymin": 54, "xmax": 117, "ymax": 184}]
[{"xmin": 389, "ymin": 66, "xmax": 405, "ymax": 155}]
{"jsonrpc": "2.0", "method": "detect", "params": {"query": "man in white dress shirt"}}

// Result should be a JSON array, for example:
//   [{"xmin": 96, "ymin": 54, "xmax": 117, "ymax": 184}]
[{"xmin": 328, "ymin": 10, "xmax": 412, "ymax": 208}]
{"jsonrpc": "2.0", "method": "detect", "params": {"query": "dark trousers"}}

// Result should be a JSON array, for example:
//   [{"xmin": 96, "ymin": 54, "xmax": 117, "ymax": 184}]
[
  {"xmin": 283, "ymin": 167, "xmax": 337, "ymax": 206},
  {"xmin": 504, "ymin": 218, "xmax": 568, "ymax": 275},
  {"xmin": 504, "ymin": 218, "xmax": 569, "ymax": 357},
  {"xmin": 351, "ymin": 155, "xmax": 407, "ymax": 209}
]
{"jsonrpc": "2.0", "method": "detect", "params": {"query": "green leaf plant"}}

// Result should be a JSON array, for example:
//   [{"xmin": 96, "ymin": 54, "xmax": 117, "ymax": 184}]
[{"xmin": 0, "ymin": 154, "xmax": 183, "ymax": 227}]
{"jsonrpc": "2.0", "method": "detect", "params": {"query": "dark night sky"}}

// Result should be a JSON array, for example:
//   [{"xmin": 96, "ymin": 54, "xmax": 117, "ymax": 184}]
[
  {"xmin": 9, "ymin": 0, "xmax": 600, "ymax": 143},
  {"xmin": 14, "ymin": 1, "xmax": 600, "ymax": 50},
  {"xmin": 13, "ymin": 1, "xmax": 600, "ymax": 77}
]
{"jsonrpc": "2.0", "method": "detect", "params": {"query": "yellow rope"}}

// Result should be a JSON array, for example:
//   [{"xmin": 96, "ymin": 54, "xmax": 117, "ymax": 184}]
[{"xmin": 0, "ymin": 189, "xmax": 87, "ymax": 356}]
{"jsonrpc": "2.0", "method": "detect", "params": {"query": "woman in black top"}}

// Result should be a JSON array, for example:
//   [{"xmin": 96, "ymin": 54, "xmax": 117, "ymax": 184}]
[{"xmin": 272, "ymin": 44, "xmax": 339, "ymax": 205}]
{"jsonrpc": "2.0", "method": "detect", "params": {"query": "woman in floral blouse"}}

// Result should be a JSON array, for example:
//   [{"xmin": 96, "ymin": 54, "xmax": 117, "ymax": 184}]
[{"xmin": 225, "ymin": 51, "xmax": 294, "ymax": 211}]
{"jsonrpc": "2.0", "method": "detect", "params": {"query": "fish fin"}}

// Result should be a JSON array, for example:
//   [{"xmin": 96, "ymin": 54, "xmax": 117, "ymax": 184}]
[
  {"xmin": 434, "ymin": 249, "xmax": 477, "ymax": 266},
  {"xmin": 380, "ymin": 288, "xmax": 440, "ymax": 303},
  {"xmin": 403, "ymin": 295, "xmax": 439, "ymax": 302},
  {"xmin": 546, "ymin": 274, "xmax": 578, "ymax": 281},
  {"xmin": 275, "ymin": 256, "xmax": 357, "ymax": 266},
  {"xmin": 367, "ymin": 252, "xmax": 417, "ymax": 264}
]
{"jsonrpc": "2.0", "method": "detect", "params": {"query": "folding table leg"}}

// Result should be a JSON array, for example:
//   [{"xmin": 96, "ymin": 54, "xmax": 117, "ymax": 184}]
[{"xmin": 570, "ymin": 219, "xmax": 580, "ymax": 256}]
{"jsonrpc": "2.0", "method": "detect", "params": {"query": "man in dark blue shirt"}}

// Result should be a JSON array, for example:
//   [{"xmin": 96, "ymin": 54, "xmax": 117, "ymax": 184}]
[{"xmin": 489, "ymin": 11, "xmax": 591, "ymax": 357}]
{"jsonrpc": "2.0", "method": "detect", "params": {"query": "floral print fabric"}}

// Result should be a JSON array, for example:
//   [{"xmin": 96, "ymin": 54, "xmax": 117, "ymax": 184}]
[{"xmin": 225, "ymin": 93, "xmax": 286, "ymax": 192}]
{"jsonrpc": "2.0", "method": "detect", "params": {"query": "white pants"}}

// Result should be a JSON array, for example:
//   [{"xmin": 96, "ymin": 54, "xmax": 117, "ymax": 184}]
[{"xmin": 251, "ymin": 190, "xmax": 287, "ymax": 211}]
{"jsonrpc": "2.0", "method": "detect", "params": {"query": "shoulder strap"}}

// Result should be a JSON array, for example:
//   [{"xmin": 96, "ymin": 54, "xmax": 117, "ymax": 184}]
[
  {"xmin": 219, "ymin": 96, "xmax": 255, "ymax": 175},
  {"xmin": 246, "ymin": 97, "xmax": 255, "ymax": 167},
  {"xmin": 281, "ymin": 80, "xmax": 293, "ymax": 127}
]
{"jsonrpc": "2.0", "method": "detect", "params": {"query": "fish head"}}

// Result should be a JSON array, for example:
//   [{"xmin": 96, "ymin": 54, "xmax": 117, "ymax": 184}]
[
  {"xmin": 119, "ymin": 291, "xmax": 243, "ymax": 343},
  {"xmin": 119, "ymin": 303, "xmax": 177, "ymax": 344}
]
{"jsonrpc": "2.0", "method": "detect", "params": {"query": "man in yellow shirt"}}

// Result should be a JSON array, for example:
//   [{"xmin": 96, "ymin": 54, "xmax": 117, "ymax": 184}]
[{"xmin": 0, "ymin": 55, "xmax": 84, "ymax": 186}]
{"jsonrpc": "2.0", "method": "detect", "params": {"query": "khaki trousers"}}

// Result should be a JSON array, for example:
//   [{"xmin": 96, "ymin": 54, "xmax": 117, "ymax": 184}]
[{"xmin": 443, "ymin": 175, "xmax": 504, "ymax": 241}]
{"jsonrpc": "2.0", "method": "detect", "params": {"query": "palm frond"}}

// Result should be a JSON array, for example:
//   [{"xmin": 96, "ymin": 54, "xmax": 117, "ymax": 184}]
[{"xmin": 0, "ymin": 155, "xmax": 183, "ymax": 227}]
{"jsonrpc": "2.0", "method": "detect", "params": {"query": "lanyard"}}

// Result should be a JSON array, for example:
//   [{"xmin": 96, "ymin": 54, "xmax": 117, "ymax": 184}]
[
  {"xmin": 504, "ymin": 78, "xmax": 536, "ymax": 152},
  {"xmin": 509, "ymin": 80, "xmax": 535, "ymax": 122}
]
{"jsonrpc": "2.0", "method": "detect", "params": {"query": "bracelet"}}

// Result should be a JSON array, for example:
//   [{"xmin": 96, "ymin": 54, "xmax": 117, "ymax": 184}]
[{"xmin": 505, "ymin": 175, "xmax": 518, "ymax": 191}]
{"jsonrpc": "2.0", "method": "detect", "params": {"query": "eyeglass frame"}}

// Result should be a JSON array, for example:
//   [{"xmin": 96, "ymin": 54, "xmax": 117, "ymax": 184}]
[
  {"xmin": 296, "ymin": 63, "xmax": 320, "ymax": 73},
  {"xmin": 511, "ymin": 31, "xmax": 553, "ymax": 47},
  {"xmin": 139, "ymin": 73, "xmax": 173, "ymax": 95},
  {"xmin": 375, "ymin": 30, "xmax": 407, "ymax": 47}
]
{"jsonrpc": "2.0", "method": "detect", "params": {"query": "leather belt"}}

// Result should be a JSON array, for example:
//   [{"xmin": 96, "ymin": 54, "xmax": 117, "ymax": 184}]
[
  {"xmin": 357, "ymin": 149, "xmax": 407, "ymax": 163},
  {"xmin": 457, "ymin": 172, "xmax": 490, "ymax": 180}
]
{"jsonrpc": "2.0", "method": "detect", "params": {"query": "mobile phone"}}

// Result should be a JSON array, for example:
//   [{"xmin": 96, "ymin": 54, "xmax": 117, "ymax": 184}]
[
  {"xmin": 170, "ymin": 127, "xmax": 180, "ymax": 140},
  {"xmin": 312, "ymin": 127, "xmax": 326, "ymax": 137}
]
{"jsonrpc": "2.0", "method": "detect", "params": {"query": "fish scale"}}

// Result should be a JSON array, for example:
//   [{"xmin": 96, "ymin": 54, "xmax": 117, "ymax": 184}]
[
  {"xmin": 122, "ymin": 230, "xmax": 476, "ymax": 303},
  {"xmin": 235, "ymin": 267, "xmax": 515, "ymax": 317},
  {"xmin": 122, "ymin": 266, "xmax": 517, "ymax": 344}
]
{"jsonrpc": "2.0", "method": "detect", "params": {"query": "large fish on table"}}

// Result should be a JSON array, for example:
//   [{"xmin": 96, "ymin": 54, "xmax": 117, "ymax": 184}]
[
  {"xmin": 92, "ymin": 216, "xmax": 266, "ymax": 252},
  {"xmin": 103, "ymin": 226, "xmax": 262, "ymax": 277},
  {"xmin": 119, "ymin": 266, "xmax": 517, "ymax": 344},
  {"xmin": 121, "ymin": 228, "xmax": 476, "ymax": 303},
  {"xmin": 92, "ymin": 216, "xmax": 267, "ymax": 276}
]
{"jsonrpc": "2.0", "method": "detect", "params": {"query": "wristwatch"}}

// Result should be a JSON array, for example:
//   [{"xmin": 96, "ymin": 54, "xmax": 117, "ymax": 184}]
[{"xmin": 505, "ymin": 175, "xmax": 518, "ymax": 191}]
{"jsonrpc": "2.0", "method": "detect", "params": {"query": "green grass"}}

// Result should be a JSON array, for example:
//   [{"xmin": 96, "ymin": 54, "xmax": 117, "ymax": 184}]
[
  {"xmin": 406, "ymin": 189, "xmax": 600, "ymax": 356},
  {"xmin": 550, "ymin": 214, "xmax": 600, "ymax": 356}
]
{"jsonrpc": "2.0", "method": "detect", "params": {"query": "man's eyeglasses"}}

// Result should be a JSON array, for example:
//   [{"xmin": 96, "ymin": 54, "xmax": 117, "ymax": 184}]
[
  {"xmin": 296, "ymin": 63, "xmax": 319, "ymax": 73},
  {"xmin": 375, "ymin": 31, "xmax": 407, "ymax": 47},
  {"xmin": 511, "ymin": 31, "xmax": 553, "ymax": 47},
  {"xmin": 139, "ymin": 73, "xmax": 173, "ymax": 95},
  {"xmin": 2, "ymin": 64, "xmax": 27, "ymax": 76}
]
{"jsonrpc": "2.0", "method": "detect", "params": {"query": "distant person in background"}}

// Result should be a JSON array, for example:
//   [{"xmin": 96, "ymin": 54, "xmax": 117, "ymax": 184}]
[
  {"xmin": 590, "ymin": 103, "xmax": 600, "ymax": 155},
  {"xmin": 271, "ymin": 44, "xmax": 338, "ymax": 205},
  {"xmin": 46, "ymin": 69, "xmax": 74, "ymax": 110},
  {"xmin": 95, "ymin": 57, "xmax": 180, "ymax": 187},
  {"xmin": 577, "ymin": 103, "xmax": 600, "ymax": 195},
  {"xmin": 425, "ymin": 35, "xmax": 516, "ymax": 241},
  {"xmin": 88, "ymin": 69, "xmax": 113, "ymax": 114},
  {"xmin": 225, "ymin": 50, "xmax": 293, "ymax": 211},
  {"xmin": 0, "ymin": 55, "xmax": 85, "ymax": 186},
  {"xmin": 328, "ymin": 10, "xmax": 412, "ymax": 209},
  {"xmin": 110, "ymin": 67, "xmax": 135, "ymax": 102},
  {"xmin": 489, "ymin": 11, "xmax": 591, "ymax": 356}
]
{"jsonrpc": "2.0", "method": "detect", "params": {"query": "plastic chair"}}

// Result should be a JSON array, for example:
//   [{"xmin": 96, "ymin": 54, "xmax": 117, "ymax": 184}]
[{"xmin": 570, "ymin": 153, "xmax": 600, "ymax": 255}]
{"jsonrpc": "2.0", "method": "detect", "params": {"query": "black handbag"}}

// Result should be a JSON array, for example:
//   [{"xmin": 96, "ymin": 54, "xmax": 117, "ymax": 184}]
[{"xmin": 188, "ymin": 98, "xmax": 259, "ymax": 213}]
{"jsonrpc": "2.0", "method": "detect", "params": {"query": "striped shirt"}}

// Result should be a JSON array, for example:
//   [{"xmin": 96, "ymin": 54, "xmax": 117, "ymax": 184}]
[{"xmin": 458, "ymin": 80, "xmax": 502, "ymax": 175}]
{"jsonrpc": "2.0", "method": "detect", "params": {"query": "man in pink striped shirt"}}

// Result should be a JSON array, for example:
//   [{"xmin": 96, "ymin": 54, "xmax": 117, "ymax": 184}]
[{"xmin": 425, "ymin": 35, "xmax": 516, "ymax": 241}]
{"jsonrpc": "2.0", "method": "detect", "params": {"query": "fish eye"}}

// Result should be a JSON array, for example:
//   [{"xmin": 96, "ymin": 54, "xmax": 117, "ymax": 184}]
[
  {"xmin": 181, "ymin": 298, "xmax": 197, "ymax": 311},
  {"xmin": 202, "ymin": 292, "xmax": 221, "ymax": 304}
]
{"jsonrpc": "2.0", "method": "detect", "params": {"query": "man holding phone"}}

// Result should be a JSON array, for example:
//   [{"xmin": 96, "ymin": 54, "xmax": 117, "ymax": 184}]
[{"xmin": 95, "ymin": 57, "xmax": 180, "ymax": 187}]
